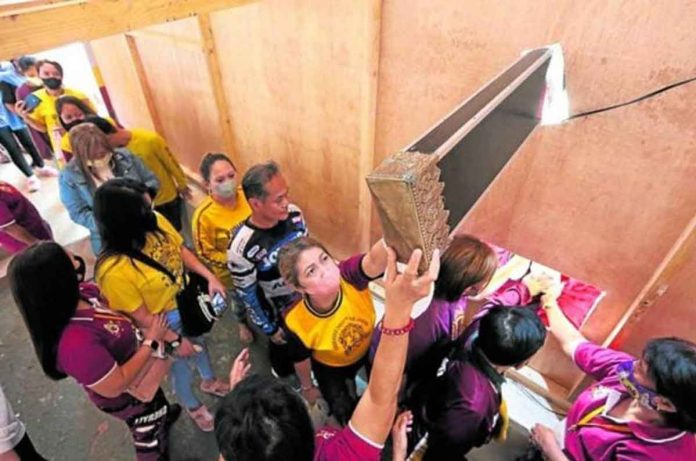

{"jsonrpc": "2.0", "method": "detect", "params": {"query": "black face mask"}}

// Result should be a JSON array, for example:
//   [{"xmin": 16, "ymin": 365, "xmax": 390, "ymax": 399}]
[
  {"xmin": 63, "ymin": 119, "xmax": 85, "ymax": 132},
  {"xmin": 42, "ymin": 77, "xmax": 62, "ymax": 90},
  {"xmin": 74, "ymin": 255, "xmax": 86, "ymax": 282}
]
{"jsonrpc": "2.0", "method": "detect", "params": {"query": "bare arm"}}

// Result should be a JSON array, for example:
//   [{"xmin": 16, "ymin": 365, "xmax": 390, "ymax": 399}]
[
  {"xmin": 350, "ymin": 247, "xmax": 440, "ymax": 445},
  {"xmin": 542, "ymin": 290, "xmax": 587, "ymax": 359},
  {"xmin": 0, "ymin": 223, "xmax": 40, "ymax": 247},
  {"xmin": 88, "ymin": 314, "xmax": 168, "ymax": 398},
  {"xmin": 181, "ymin": 245, "xmax": 226, "ymax": 298},
  {"xmin": 360, "ymin": 239, "xmax": 388, "ymax": 279}
]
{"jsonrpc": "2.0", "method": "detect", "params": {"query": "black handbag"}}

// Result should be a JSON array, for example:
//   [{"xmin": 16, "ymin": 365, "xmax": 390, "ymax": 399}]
[{"xmin": 129, "ymin": 251, "xmax": 218, "ymax": 337}]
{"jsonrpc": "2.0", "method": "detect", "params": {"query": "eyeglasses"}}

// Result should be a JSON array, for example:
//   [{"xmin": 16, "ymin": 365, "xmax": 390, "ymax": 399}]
[{"xmin": 616, "ymin": 360, "xmax": 659, "ymax": 411}]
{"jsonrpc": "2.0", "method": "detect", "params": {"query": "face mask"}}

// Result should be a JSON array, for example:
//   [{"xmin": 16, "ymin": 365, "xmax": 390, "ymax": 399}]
[
  {"xmin": 87, "ymin": 152, "xmax": 113, "ymax": 169},
  {"xmin": 41, "ymin": 77, "xmax": 62, "ymax": 90},
  {"xmin": 74, "ymin": 255, "xmax": 86, "ymax": 282},
  {"xmin": 213, "ymin": 179, "xmax": 237, "ymax": 198},
  {"xmin": 617, "ymin": 360, "xmax": 660, "ymax": 411},
  {"xmin": 64, "ymin": 119, "xmax": 85, "ymax": 132}
]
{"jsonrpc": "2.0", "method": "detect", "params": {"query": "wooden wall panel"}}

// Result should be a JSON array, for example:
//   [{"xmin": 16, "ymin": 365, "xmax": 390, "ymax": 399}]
[
  {"xmin": 375, "ymin": 0, "xmax": 696, "ymax": 389},
  {"xmin": 132, "ymin": 18, "xmax": 224, "ymax": 171},
  {"xmin": 210, "ymin": 0, "xmax": 380, "ymax": 257},
  {"xmin": 89, "ymin": 35, "xmax": 155, "ymax": 131},
  {"xmin": 618, "ymin": 227, "xmax": 696, "ymax": 356}
]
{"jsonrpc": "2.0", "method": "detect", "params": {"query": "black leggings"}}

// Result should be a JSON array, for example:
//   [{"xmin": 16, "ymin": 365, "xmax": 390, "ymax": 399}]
[
  {"xmin": 312, "ymin": 357, "xmax": 368, "ymax": 426},
  {"xmin": 0, "ymin": 126, "xmax": 44, "ymax": 177}
]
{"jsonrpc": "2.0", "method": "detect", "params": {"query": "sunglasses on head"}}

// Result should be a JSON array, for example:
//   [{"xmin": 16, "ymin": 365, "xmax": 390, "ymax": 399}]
[{"xmin": 617, "ymin": 360, "xmax": 659, "ymax": 411}]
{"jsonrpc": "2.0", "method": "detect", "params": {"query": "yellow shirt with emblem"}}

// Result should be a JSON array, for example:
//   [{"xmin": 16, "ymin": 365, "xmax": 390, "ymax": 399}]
[
  {"xmin": 284, "ymin": 278, "xmax": 376, "ymax": 367},
  {"xmin": 191, "ymin": 189, "xmax": 251, "ymax": 287},
  {"xmin": 28, "ymin": 87, "xmax": 95, "ymax": 151},
  {"xmin": 96, "ymin": 212, "xmax": 184, "ymax": 315},
  {"xmin": 62, "ymin": 127, "xmax": 186, "ymax": 206}
]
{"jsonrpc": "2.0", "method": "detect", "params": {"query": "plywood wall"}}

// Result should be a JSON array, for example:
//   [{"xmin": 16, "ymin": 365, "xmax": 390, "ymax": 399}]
[
  {"xmin": 89, "ymin": 35, "xmax": 155, "ymax": 131},
  {"xmin": 373, "ymin": 0, "xmax": 696, "ymax": 389},
  {"xmin": 209, "ymin": 0, "xmax": 380, "ymax": 256}
]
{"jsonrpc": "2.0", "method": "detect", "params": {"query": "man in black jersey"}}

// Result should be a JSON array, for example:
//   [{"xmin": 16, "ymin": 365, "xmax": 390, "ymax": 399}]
[{"xmin": 227, "ymin": 161, "xmax": 307, "ymax": 375}]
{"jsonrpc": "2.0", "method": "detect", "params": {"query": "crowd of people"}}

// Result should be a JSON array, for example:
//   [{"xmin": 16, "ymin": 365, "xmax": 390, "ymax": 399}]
[{"xmin": 0, "ymin": 55, "xmax": 695, "ymax": 461}]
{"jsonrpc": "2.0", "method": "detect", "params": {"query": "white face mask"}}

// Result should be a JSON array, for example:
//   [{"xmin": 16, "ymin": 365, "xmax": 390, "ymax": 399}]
[
  {"xmin": 87, "ymin": 152, "xmax": 113, "ymax": 169},
  {"xmin": 213, "ymin": 178, "xmax": 237, "ymax": 198}
]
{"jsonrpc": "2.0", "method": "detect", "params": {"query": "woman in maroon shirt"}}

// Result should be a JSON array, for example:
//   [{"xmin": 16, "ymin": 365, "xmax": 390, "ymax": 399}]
[{"xmin": 9, "ymin": 242, "xmax": 179, "ymax": 460}]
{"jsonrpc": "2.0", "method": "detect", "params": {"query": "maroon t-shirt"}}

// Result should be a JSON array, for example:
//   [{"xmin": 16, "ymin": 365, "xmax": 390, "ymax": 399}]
[
  {"xmin": 0, "ymin": 182, "xmax": 51, "ymax": 252},
  {"xmin": 56, "ymin": 283, "xmax": 140, "ymax": 409},
  {"xmin": 314, "ymin": 424, "xmax": 381, "ymax": 460}
]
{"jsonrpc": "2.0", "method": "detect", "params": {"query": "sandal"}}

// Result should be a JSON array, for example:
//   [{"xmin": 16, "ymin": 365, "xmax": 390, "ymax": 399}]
[
  {"xmin": 187, "ymin": 404, "xmax": 214, "ymax": 432},
  {"xmin": 200, "ymin": 378, "xmax": 230, "ymax": 397}
]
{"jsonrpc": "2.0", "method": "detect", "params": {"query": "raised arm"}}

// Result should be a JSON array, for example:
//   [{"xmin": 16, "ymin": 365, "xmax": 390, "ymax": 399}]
[
  {"xmin": 360, "ymin": 238, "xmax": 388, "ymax": 278},
  {"xmin": 541, "ymin": 286, "xmax": 587, "ymax": 359},
  {"xmin": 350, "ymin": 247, "xmax": 440, "ymax": 446}
]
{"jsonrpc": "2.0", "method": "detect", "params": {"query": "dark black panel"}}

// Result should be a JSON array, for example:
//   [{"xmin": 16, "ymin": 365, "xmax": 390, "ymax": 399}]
[
  {"xmin": 438, "ymin": 58, "xmax": 550, "ymax": 229},
  {"xmin": 408, "ymin": 48, "xmax": 548, "ymax": 154}
]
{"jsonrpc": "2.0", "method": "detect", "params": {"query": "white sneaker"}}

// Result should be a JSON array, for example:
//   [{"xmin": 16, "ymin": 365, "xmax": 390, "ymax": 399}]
[
  {"xmin": 27, "ymin": 175, "xmax": 41, "ymax": 192},
  {"xmin": 35, "ymin": 165, "xmax": 59, "ymax": 177}
]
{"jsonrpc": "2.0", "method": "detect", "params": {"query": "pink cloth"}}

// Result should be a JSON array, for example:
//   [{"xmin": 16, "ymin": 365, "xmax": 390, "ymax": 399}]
[
  {"xmin": 314, "ymin": 424, "xmax": 381, "ymax": 461},
  {"xmin": 564, "ymin": 342, "xmax": 696, "ymax": 460}
]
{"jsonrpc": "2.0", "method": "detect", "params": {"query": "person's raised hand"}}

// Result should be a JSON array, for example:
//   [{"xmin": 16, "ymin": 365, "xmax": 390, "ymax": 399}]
[{"xmin": 229, "ymin": 348, "xmax": 252, "ymax": 391}]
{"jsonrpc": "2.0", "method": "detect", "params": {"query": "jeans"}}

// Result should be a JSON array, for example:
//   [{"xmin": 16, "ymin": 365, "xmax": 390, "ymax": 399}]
[{"xmin": 165, "ymin": 309, "xmax": 215, "ymax": 410}]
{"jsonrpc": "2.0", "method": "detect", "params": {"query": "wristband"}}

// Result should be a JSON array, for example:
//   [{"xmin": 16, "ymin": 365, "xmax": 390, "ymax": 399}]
[
  {"xmin": 379, "ymin": 318, "xmax": 415, "ymax": 336},
  {"xmin": 301, "ymin": 385, "xmax": 315, "ymax": 392}
]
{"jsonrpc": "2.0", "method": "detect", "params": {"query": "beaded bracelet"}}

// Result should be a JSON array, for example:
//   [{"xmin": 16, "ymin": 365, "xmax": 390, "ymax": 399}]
[{"xmin": 379, "ymin": 318, "xmax": 415, "ymax": 336}]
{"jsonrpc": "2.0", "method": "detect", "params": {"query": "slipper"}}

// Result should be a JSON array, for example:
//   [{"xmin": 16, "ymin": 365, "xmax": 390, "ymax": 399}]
[{"xmin": 200, "ymin": 378, "xmax": 230, "ymax": 397}]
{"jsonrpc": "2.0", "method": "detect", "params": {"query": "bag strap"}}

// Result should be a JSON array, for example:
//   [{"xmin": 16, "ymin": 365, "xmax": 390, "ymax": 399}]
[{"xmin": 128, "ymin": 251, "xmax": 178, "ymax": 285}]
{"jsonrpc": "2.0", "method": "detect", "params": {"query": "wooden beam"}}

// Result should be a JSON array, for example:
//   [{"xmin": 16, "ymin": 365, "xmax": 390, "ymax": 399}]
[
  {"xmin": 567, "ymin": 213, "xmax": 696, "ymax": 397},
  {"xmin": 124, "ymin": 29, "xmax": 202, "ymax": 53},
  {"xmin": 0, "ymin": 0, "xmax": 257, "ymax": 59},
  {"xmin": 197, "ymin": 12, "xmax": 236, "ymax": 157},
  {"xmin": 124, "ymin": 34, "xmax": 164, "ymax": 135},
  {"xmin": 357, "ymin": 0, "xmax": 383, "ymax": 250}
]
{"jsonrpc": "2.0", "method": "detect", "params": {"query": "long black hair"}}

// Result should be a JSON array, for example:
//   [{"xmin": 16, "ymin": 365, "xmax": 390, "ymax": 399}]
[
  {"xmin": 8, "ymin": 242, "xmax": 80, "ymax": 380},
  {"xmin": 93, "ymin": 178, "xmax": 161, "ymax": 272},
  {"xmin": 643, "ymin": 337, "xmax": 696, "ymax": 432}
]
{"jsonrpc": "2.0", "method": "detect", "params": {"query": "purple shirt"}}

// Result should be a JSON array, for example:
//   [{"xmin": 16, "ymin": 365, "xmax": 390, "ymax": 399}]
[
  {"xmin": 422, "ymin": 349, "xmax": 501, "ymax": 460},
  {"xmin": 565, "ymin": 342, "xmax": 696, "ymax": 460},
  {"xmin": 56, "ymin": 283, "xmax": 140, "ymax": 410},
  {"xmin": 314, "ymin": 423, "xmax": 381, "ymax": 461},
  {"xmin": 369, "ymin": 297, "xmax": 469, "ymax": 387},
  {"xmin": 0, "ymin": 182, "xmax": 51, "ymax": 252}
]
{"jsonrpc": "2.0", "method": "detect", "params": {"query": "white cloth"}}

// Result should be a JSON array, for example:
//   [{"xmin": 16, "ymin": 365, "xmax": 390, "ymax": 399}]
[{"xmin": 0, "ymin": 384, "xmax": 25, "ymax": 454}]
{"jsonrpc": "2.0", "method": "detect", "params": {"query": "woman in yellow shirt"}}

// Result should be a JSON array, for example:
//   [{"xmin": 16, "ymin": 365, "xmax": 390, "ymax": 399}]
[
  {"xmin": 15, "ymin": 60, "xmax": 96, "ymax": 152},
  {"xmin": 192, "ymin": 153, "xmax": 253, "ymax": 344},
  {"xmin": 278, "ymin": 236, "xmax": 388, "ymax": 425},
  {"xmin": 93, "ymin": 178, "xmax": 228, "ymax": 433}
]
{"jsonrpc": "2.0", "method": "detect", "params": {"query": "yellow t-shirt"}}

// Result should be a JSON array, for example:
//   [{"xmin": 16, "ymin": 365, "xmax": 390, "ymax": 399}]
[
  {"xmin": 96, "ymin": 212, "xmax": 184, "ymax": 315},
  {"xmin": 29, "ymin": 88, "xmax": 95, "ymax": 151},
  {"xmin": 62, "ymin": 127, "xmax": 186, "ymax": 206},
  {"xmin": 191, "ymin": 190, "xmax": 251, "ymax": 287},
  {"xmin": 284, "ymin": 278, "xmax": 376, "ymax": 367}
]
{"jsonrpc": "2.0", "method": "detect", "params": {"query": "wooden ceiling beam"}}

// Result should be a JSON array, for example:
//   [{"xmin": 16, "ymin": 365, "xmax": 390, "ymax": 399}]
[{"xmin": 0, "ymin": 0, "xmax": 257, "ymax": 59}]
